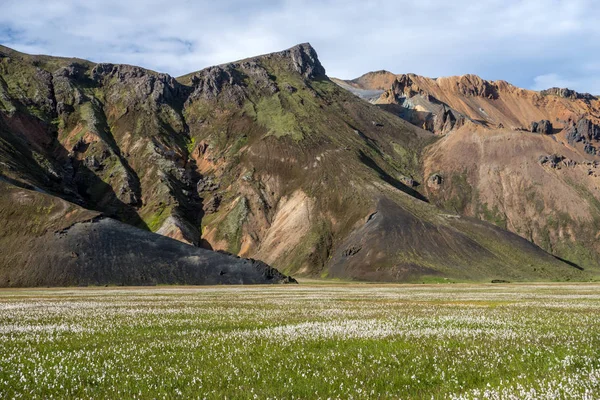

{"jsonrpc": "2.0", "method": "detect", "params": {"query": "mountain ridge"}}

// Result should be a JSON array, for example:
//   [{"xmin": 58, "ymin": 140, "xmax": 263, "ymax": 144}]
[
  {"xmin": 336, "ymin": 69, "xmax": 600, "ymax": 271},
  {"xmin": 0, "ymin": 42, "xmax": 593, "ymax": 285}
]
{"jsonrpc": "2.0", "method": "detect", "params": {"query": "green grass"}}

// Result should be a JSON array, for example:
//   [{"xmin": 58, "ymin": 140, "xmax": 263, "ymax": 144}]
[
  {"xmin": 1, "ymin": 284, "xmax": 599, "ymax": 399},
  {"xmin": 478, "ymin": 203, "xmax": 507, "ymax": 230},
  {"xmin": 144, "ymin": 203, "xmax": 171, "ymax": 232}
]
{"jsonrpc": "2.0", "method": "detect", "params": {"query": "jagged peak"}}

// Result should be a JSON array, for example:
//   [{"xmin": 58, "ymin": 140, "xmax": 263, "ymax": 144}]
[
  {"xmin": 179, "ymin": 43, "xmax": 327, "ymax": 104},
  {"xmin": 274, "ymin": 42, "xmax": 326, "ymax": 79},
  {"xmin": 181, "ymin": 42, "xmax": 326, "ymax": 85}
]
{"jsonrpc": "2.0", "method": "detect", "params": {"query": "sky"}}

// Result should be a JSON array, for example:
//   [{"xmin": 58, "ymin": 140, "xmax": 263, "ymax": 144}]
[{"xmin": 0, "ymin": 0, "xmax": 599, "ymax": 94}]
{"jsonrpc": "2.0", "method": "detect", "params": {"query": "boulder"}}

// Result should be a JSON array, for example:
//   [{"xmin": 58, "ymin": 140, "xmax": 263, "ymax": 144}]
[
  {"xmin": 584, "ymin": 143, "xmax": 597, "ymax": 155},
  {"xmin": 530, "ymin": 120, "xmax": 553, "ymax": 134},
  {"xmin": 538, "ymin": 154, "xmax": 564, "ymax": 168},
  {"xmin": 429, "ymin": 173, "xmax": 443, "ymax": 186}
]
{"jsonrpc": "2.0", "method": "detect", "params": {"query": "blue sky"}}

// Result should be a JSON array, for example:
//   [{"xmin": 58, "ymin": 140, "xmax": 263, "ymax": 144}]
[{"xmin": 1, "ymin": 0, "xmax": 599, "ymax": 93}]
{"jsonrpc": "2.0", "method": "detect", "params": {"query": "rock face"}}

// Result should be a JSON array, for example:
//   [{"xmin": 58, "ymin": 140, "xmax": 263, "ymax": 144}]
[
  {"xmin": 0, "ymin": 43, "xmax": 589, "ymax": 284},
  {"xmin": 288, "ymin": 43, "xmax": 326, "ymax": 79},
  {"xmin": 564, "ymin": 117, "xmax": 600, "ymax": 155},
  {"xmin": 566, "ymin": 118, "xmax": 600, "ymax": 144}
]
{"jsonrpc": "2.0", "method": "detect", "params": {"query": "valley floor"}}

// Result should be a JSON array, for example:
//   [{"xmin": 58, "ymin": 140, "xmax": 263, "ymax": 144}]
[{"xmin": 1, "ymin": 283, "xmax": 599, "ymax": 399}]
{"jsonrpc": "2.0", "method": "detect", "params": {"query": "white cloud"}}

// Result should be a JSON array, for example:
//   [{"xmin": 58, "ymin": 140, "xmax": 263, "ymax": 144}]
[{"xmin": 0, "ymin": 0, "xmax": 599, "ymax": 93}]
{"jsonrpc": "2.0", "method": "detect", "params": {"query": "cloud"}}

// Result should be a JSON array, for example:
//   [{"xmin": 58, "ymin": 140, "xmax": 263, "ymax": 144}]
[
  {"xmin": 532, "ymin": 74, "xmax": 577, "ymax": 91},
  {"xmin": 0, "ymin": 0, "xmax": 599, "ymax": 93},
  {"xmin": 532, "ymin": 73, "xmax": 600, "ymax": 95}
]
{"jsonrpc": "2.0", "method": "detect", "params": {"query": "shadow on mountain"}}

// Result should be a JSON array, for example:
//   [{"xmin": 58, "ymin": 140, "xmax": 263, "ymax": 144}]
[
  {"xmin": 553, "ymin": 255, "xmax": 585, "ymax": 271},
  {"xmin": 358, "ymin": 150, "xmax": 428, "ymax": 202},
  {"xmin": 0, "ymin": 112, "xmax": 149, "ymax": 230}
]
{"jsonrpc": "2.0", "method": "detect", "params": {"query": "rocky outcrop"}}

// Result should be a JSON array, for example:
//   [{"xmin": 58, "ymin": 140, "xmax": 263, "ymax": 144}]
[
  {"xmin": 428, "ymin": 173, "xmax": 443, "ymax": 186},
  {"xmin": 391, "ymin": 74, "xmax": 422, "ymax": 97},
  {"xmin": 197, "ymin": 175, "xmax": 220, "ymax": 193},
  {"xmin": 584, "ymin": 143, "xmax": 597, "ymax": 155},
  {"xmin": 530, "ymin": 120, "xmax": 553, "ymax": 134},
  {"xmin": 187, "ymin": 64, "xmax": 247, "ymax": 104},
  {"xmin": 53, "ymin": 63, "xmax": 87, "ymax": 115},
  {"xmin": 91, "ymin": 63, "xmax": 185, "ymax": 106},
  {"xmin": 566, "ymin": 117, "xmax": 600, "ymax": 144},
  {"xmin": 452, "ymin": 74, "xmax": 499, "ymax": 99},
  {"xmin": 538, "ymin": 154, "xmax": 564, "ymax": 168},
  {"xmin": 564, "ymin": 117, "xmax": 600, "ymax": 154},
  {"xmin": 286, "ymin": 43, "xmax": 326, "ymax": 79},
  {"xmin": 433, "ymin": 107, "xmax": 467, "ymax": 133},
  {"xmin": 541, "ymin": 87, "xmax": 597, "ymax": 101},
  {"xmin": 203, "ymin": 193, "xmax": 222, "ymax": 214}
]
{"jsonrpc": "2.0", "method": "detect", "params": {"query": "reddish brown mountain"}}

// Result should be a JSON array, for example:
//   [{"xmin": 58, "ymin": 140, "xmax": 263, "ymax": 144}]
[{"xmin": 337, "ymin": 71, "xmax": 600, "ymax": 269}]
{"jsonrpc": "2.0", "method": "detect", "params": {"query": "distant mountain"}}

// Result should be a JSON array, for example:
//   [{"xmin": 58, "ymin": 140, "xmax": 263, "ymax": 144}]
[
  {"xmin": 336, "ymin": 70, "xmax": 600, "ymax": 271},
  {"xmin": 0, "ymin": 43, "xmax": 590, "ymax": 285}
]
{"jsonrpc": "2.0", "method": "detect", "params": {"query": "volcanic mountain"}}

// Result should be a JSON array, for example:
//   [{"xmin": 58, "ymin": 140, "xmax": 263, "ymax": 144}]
[
  {"xmin": 0, "ymin": 43, "xmax": 592, "ymax": 286},
  {"xmin": 336, "ymin": 70, "xmax": 600, "ymax": 271}
]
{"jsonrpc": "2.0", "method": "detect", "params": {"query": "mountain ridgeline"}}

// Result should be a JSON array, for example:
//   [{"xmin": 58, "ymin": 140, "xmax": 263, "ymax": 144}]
[
  {"xmin": 336, "ymin": 70, "xmax": 600, "ymax": 272},
  {"xmin": 0, "ymin": 43, "xmax": 595, "ymax": 286}
]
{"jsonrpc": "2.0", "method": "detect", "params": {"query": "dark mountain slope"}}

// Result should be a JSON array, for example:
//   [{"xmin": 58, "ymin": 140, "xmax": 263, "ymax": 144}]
[{"xmin": 0, "ymin": 180, "xmax": 291, "ymax": 287}]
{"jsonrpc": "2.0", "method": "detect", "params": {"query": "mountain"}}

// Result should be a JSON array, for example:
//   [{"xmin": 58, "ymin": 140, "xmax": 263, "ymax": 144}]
[
  {"xmin": 0, "ymin": 43, "xmax": 589, "ymax": 285},
  {"xmin": 336, "ymin": 71, "xmax": 600, "ymax": 271},
  {"xmin": 0, "ymin": 44, "xmax": 295, "ymax": 286},
  {"xmin": 0, "ymin": 180, "xmax": 292, "ymax": 287}
]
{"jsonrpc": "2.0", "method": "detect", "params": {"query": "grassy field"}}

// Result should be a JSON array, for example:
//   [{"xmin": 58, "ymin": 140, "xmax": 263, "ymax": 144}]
[{"xmin": 1, "ymin": 284, "xmax": 599, "ymax": 399}]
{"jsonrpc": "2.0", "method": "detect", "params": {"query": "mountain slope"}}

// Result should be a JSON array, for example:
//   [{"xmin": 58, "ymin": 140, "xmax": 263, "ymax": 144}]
[
  {"xmin": 337, "ymin": 70, "xmax": 600, "ymax": 271},
  {"xmin": 0, "ymin": 180, "xmax": 291, "ymax": 287},
  {"xmin": 0, "ymin": 43, "xmax": 586, "ymax": 283}
]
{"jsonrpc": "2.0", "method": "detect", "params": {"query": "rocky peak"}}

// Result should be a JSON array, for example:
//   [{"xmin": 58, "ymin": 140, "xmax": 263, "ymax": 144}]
[
  {"xmin": 247, "ymin": 42, "xmax": 326, "ymax": 80},
  {"xmin": 286, "ymin": 43, "xmax": 326, "ymax": 79},
  {"xmin": 185, "ymin": 43, "xmax": 324, "ymax": 104}
]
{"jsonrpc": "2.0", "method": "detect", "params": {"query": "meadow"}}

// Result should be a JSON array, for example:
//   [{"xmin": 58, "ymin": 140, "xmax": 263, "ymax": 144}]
[{"xmin": 0, "ymin": 283, "xmax": 599, "ymax": 399}]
